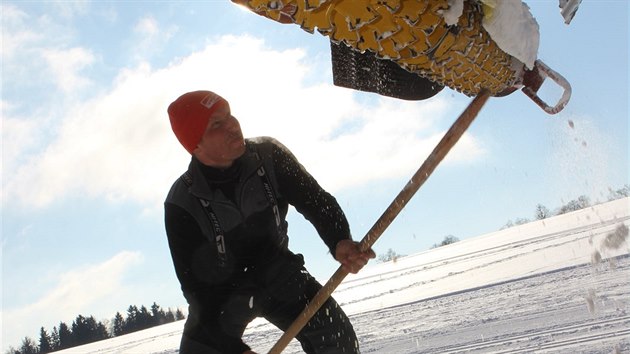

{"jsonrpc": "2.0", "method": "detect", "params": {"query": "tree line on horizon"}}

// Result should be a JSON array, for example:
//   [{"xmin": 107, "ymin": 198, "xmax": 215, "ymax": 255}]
[
  {"xmin": 377, "ymin": 185, "xmax": 629, "ymax": 262},
  {"xmin": 5, "ymin": 302, "xmax": 185, "ymax": 354},
  {"xmin": 501, "ymin": 185, "xmax": 629, "ymax": 230}
]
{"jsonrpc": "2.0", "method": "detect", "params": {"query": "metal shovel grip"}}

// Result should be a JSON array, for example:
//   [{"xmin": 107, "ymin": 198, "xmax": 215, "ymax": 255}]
[
  {"xmin": 268, "ymin": 89, "xmax": 492, "ymax": 353},
  {"xmin": 522, "ymin": 59, "xmax": 572, "ymax": 115}
]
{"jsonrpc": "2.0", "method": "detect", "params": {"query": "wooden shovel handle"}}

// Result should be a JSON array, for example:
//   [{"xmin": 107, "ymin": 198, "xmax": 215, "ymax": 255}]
[{"xmin": 268, "ymin": 90, "xmax": 491, "ymax": 354}]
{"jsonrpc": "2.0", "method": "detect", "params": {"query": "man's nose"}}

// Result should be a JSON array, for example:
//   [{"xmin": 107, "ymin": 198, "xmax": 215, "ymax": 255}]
[{"xmin": 228, "ymin": 116, "xmax": 241, "ymax": 131}]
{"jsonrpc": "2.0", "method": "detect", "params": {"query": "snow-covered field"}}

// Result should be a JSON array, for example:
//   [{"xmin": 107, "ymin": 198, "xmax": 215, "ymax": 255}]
[{"xmin": 58, "ymin": 198, "xmax": 629, "ymax": 353}]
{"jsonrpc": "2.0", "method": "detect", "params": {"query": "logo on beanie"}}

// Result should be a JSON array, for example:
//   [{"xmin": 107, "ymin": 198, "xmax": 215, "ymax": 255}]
[{"xmin": 200, "ymin": 93, "xmax": 222, "ymax": 109}]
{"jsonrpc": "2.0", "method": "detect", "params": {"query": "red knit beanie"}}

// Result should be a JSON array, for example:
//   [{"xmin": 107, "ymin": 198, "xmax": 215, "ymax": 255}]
[{"xmin": 167, "ymin": 90, "xmax": 227, "ymax": 154}]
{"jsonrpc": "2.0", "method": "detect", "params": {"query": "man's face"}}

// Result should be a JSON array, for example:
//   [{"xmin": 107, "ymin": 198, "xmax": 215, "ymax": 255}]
[{"xmin": 193, "ymin": 100, "xmax": 246, "ymax": 167}]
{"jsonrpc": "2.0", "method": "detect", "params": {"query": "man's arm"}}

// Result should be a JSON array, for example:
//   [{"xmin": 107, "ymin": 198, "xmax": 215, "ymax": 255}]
[
  {"xmin": 271, "ymin": 141, "xmax": 350, "ymax": 252},
  {"xmin": 270, "ymin": 140, "xmax": 374, "ymax": 271}
]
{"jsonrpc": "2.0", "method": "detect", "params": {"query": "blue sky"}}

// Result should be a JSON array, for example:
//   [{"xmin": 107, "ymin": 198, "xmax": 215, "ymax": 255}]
[{"xmin": 2, "ymin": 0, "xmax": 628, "ymax": 350}]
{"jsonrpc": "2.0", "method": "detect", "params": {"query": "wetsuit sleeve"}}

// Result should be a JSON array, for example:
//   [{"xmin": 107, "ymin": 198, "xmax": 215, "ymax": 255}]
[
  {"xmin": 270, "ymin": 141, "xmax": 352, "ymax": 256},
  {"xmin": 164, "ymin": 203, "xmax": 251, "ymax": 353}
]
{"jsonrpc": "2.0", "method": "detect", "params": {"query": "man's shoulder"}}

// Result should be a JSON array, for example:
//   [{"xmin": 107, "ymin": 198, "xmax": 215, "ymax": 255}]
[
  {"xmin": 165, "ymin": 173, "xmax": 190, "ymax": 204},
  {"xmin": 246, "ymin": 136, "xmax": 281, "ymax": 148},
  {"xmin": 246, "ymin": 136, "xmax": 294, "ymax": 158},
  {"xmin": 165, "ymin": 159, "xmax": 197, "ymax": 206},
  {"xmin": 247, "ymin": 136, "xmax": 280, "ymax": 158}
]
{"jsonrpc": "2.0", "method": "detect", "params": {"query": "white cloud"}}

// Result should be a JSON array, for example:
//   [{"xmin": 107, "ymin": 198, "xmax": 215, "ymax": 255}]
[
  {"xmin": 1, "ymin": 251, "xmax": 143, "ymax": 348},
  {"xmin": 51, "ymin": 0, "xmax": 90, "ymax": 18},
  {"xmin": 135, "ymin": 16, "xmax": 160, "ymax": 36},
  {"xmin": 41, "ymin": 47, "xmax": 95, "ymax": 92},
  {"xmin": 1, "ymin": 3, "xmax": 94, "ymax": 96},
  {"xmin": 1, "ymin": 109, "xmax": 36, "ymax": 170},
  {"xmin": 0, "ymin": 4, "xmax": 50, "ymax": 87},
  {"xmin": 0, "ymin": 4, "xmax": 37, "ymax": 60},
  {"xmin": 3, "ymin": 34, "xmax": 484, "ymax": 210},
  {"xmin": 131, "ymin": 16, "xmax": 178, "ymax": 61},
  {"xmin": 283, "ymin": 95, "xmax": 485, "ymax": 191}
]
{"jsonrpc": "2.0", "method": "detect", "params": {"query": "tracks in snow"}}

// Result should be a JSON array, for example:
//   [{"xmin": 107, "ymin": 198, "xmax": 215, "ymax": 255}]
[{"xmin": 437, "ymin": 315, "xmax": 630, "ymax": 353}]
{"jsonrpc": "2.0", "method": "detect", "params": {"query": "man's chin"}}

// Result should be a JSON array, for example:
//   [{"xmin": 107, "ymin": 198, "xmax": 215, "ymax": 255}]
[{"xmin": 234, "ymin": 142, "xmax": 246, "ymax": 157}]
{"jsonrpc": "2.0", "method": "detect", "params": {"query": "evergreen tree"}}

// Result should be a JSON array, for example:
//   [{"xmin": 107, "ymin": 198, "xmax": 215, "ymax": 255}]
[
  {"xmin": 138, "ymin": 305, "xmax": 152, "ymax": 330},
  {"xmin": 535, "ymin": 204, "xmax": 550, "ymax": 220},
  {"xmin": 125, "ymin": 305, "xmax": 139, "ymax": 333},
  {"xmin": 514, "ymin": 217, "xmax": 530, "ymax": 226},
  {"xmin": 85, "ymin": 316, "xmax": 109, "ymax": 342},
  {"xmin": 501, "ymin": 219, "xmax": 514, "ymax": 230},
  {"xmin": 175, "ymin": 308, "xmax": 186, "ymax": 320},
  {"xmin": 39, "ymin": 327, "xmax": 53, "ymax": 353},
  {"xmin": 432, "ymin": 235, "xmax": 459, "ymax": 248},
  {"xmin": 151, "ymin": 302, "xmax": 167, "ymax": 325},
  {"xmin": 84, "ymin": 316, "xmax": 99, "ymax": 343},
  {"xmin": 377, "ymin": 248, "xmax": 406, "ymax": 263},
  {"xmin": 50, "ymin": 326, "xmax": 60, "ymax": 351},
  {"xmin": 165, "ymin": 308, "xmax": 176, "ymax": 323},
  {"xmin": 71, "ymin": 315, "xmax": 109, "ymax": 345},
  {"xmin": 19, "ymin": 337, "xmax": 38, "ymax": 354},
  {"xmin": 607, "ymin": 184, "xmax": 630, "ymax": 201},
  {"xmin": 4, "ymin": 346, "xmax": 20, "ymax": 354},
  {"xmin": 150, "ymin": 302, "xmax": 161, "ymax": 318},
  {"xmin": 72, "ymin": 315, "xmax": 90, "ymax": 345},
  {"xmin": 58, "ymin": 321, "xmax": 73, "ymax": 349},
  {"xmin": 558, "ymin": 195, "xmax": 590, "ymax": 214},
  {"xmin": 113, "ymin": 312, "xmax": 125, "ymax": 336},
  {"xmin": 96, "ymin": 321, "xmax": 110, "ymax": 341}
]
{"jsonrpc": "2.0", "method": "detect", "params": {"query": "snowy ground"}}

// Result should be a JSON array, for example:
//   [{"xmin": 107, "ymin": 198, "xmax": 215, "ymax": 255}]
[{"xmin": 57, "ymin": 198, "xmax": 629, "ymax": 353}]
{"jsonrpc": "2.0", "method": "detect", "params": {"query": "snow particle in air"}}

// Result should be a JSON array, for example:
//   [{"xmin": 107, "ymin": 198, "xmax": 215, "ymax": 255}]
[
  {"xmin": 568, "ymin": 120, "xmax": 575, "ymax": 129},
  {"xmin": 584, "ymin": 289, "xmax": 596, "ymax": 315},
  {"xmin": 601, "ymin": 224, "xmax": 629, "ymax": 250},
  {"xmin": 590, "ymin": 250, "xmax": 602, "ymax": 265}
]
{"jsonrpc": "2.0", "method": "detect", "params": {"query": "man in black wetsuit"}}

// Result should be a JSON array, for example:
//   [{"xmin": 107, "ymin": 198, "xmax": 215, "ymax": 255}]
[{"xmin": 164, "ymin": 90, "xmax": 375, "ymax": 354}]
